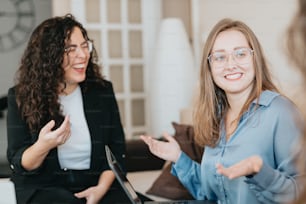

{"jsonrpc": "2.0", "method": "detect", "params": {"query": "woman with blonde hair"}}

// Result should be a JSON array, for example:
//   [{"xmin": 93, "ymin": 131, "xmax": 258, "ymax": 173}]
[{"xmin": 141, "ymin": 18, "xmax": 304, "ymax": 203}]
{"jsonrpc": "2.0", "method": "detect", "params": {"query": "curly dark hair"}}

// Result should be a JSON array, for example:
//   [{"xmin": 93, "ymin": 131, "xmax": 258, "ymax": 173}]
[{"xmin": 15, "ymin": 14, "xmax": 104, "ymax": 133}]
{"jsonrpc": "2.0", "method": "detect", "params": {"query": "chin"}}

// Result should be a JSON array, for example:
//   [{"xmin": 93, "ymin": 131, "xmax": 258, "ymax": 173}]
[
  {"xmin": 70, "ymin": 76, "xmax": 86, "ymax": 84},
  {"xmin": 77, "ymin": 74, "xmax": 86, "ymax": 81}
]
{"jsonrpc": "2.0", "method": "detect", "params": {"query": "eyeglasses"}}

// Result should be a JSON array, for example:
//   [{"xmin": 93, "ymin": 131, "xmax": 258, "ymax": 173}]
[
  {"xmin": 208, "ymin": 47, "xmax": 254, "ymax": 68},
  {"xmin": 64, "ymin": 40, "xmax": 93, "ymax": 57}
]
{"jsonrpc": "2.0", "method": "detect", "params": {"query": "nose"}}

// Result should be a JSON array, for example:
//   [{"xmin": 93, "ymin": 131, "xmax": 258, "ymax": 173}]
[
  {"xmin": 75, "ymin": 47, "xmax": 87, "ymax": 58},
  {"xmin": 225, "ymin": 54, "xmax": 236, "ymax": 68}
]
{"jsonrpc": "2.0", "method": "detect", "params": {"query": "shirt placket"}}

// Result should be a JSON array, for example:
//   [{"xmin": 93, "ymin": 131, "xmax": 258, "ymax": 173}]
[{"xmin": 216, "ymin": 131, "xmax": 229, "ymax": 203}]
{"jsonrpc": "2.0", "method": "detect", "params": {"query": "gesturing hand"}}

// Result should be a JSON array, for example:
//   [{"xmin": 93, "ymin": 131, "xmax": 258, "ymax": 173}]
[
  {"xmin": 75, "ymin": 186, "xmax": 102, "ymax": 204},
  {"xmin": 140, "ymin": 133, "xmax": 181, "ymax": 163},
  {"xmin": 216, "ymin": 155, "xmax": 263, "ymax": 179},
  {"xmin": 37, "ymin": 115, "xmax": 71, "ymax": 150},
  {"xmin": 21, "ymin": 115, "xmax": 72, "ymax": 170}
]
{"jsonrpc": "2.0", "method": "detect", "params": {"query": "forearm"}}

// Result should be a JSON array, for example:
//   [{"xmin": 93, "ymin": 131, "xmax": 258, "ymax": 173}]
[
  {"xmin": 96, "ymin": 170, "xmax": 116, "ymax": 198},
  {"xmin": 21, "ymin": 141, "xmax": 50, "ymax": 170},
  {"xmin": 246, "ymin": 162, "xmax": 300, "ymax": 203},
  {"xmin": 171, "ymin": 152, "xmax": 203, "ymax": 199}
]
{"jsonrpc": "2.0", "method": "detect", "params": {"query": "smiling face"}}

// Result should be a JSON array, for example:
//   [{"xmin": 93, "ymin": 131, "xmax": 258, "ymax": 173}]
[
  {"xmin": 61, "ymin": 26, "xmax": 91, "ymax": 94},
  {"xmin": 210, "ymin": 29, "xmax": 255, "ymax": 97}
]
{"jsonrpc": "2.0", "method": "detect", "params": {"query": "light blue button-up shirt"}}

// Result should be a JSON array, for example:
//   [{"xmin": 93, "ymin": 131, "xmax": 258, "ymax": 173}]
[{"xmin": 172, "ymin": 90, "xmax": 304, "ymax": 204}]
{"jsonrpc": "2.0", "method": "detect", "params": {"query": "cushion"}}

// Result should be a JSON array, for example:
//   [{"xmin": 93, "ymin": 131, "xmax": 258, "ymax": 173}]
[
  {"xmin": 146, "ymin": 122, "xmax": 204, "ymax": 200},
  {"xmin": 125, "ymin": 139, "xmax": 165, "ymax": 172}
]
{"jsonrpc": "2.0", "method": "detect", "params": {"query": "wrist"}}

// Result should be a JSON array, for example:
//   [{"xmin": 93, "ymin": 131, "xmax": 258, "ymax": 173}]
[
  {"xmin": 252, "ymin": 155, "xmax": 263, "ymax": 174},
  {"xmin": 173, "ymin": 150, "xmax": 182, "ymax": 163}
]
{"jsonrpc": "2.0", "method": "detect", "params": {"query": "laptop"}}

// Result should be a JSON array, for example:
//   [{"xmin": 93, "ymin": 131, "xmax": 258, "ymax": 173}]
[{"xmin": 105, "ymin": 145, "xmax": 216, "ymax": 204}]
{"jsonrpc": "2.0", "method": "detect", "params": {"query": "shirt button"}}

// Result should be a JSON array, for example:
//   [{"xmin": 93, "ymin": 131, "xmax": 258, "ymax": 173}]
[{"xmin": 10, "ymin": 164, "xmax": 14, "ymax": 170}]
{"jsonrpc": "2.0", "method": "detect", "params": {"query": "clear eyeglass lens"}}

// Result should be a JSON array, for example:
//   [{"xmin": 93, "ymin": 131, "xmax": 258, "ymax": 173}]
[
  {"xmin": 65, "ymin": 40, "xmax": 93, "ymax": 57},
  {"xmin": 208, "ymin": 48, "xmax": 253, "ymax": 68}
]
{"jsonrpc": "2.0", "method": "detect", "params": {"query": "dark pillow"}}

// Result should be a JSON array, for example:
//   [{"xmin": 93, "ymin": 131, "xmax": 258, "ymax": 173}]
[
  {"xmin": 125, "ymin": 139, "xmax": 165, "ymax": 172},
  {"xmin": 146, "ymin": 122, "xmax": 204, "ymax": 200}
]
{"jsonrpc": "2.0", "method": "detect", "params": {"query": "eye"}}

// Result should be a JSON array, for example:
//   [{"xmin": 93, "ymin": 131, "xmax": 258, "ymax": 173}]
[
  {"xmin": 81, "ymin": 41, "xmax": 93, "ymax": 52},
  {"xmin": 235, "ymin": 49, "xmax": 248, "ymax": 58},
  {"xmin": 213, "ymin": 53, "xmax": 227, "ymax": 62},
  {"xmin": 81, "ymin": 42, "xmax": 89, "ymax": 49},
  {"xmin": 64, "ymin": 45, "xmax": 77, "ymax": 54}
]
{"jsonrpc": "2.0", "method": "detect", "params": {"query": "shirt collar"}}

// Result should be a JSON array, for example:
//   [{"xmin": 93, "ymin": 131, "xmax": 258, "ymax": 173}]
[{"xmin": 251, "ymin": 90, "xmax": 279, "ymax": 107}]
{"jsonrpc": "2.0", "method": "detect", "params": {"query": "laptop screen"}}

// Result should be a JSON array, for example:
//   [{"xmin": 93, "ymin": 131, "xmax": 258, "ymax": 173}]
[
  {"xmin": 105, "ymin": 145, "xmax": 142, "ymax": 204},
  {"xmin": 105, "ymin": 145, "xmax": 217, "ymax": 204}
]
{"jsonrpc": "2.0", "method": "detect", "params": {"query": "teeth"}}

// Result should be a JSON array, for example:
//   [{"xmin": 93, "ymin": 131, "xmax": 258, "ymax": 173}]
[
  {"xmin": 74, "ymin": 64, "xmax": 85, "ymax": 69},
  {"xmin": 225, "ymin": 73, "xmax": 242, "ymax": 80}
]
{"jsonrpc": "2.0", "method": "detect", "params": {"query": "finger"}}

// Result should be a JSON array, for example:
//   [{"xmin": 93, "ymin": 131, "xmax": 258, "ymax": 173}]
[
  {"xmin": 61, "ymin": 136, "xmax": 69, "ymax": 144},
  {"xmin": 162, "ymin": 132, "xmax": 176, "ymax": 143},
  {"xmin": 140, "ymin": 136, "xmax": 161, "ymax": 158},
  {"xmin": 62, "ymin": 115, "xmax": 70, "ymax": 130},
  {"xmin": 140, "ymin": 135, "xmax": 152, "ymax": 145},
  {"xmin": 216, "ymin": 163, "xmax": 231, "ymax": 177},
  {"xmin": 225, "ymin": 167, "xmax": 242, "ymax": 179},
  {"xmin": 140, "ymin": 136, "xmax": 159, "ymax": 152},
  {"xmin": 216, "ymin": 163, "xmax": 242, "ymax": 179},
  {"xmin": 54, "ymin": 115, "xmax": 70, "ymax": 134},
  {"xmin": 40, "ymin": 120, "xmax": 55, "ymax": 135},
  {"xmin": 216, "ymin": 163, "xmax": 225, "ymax": 174},
  {"xmin": 66, "ymin": 130, "xmax": 72, "ymax": 139},
  {"xmin": 74, "ymin": 190, "xmax": 86, "ymax": 198},
  {"xmin": 61, "ymin": 129, "xmax": 72, "ymax": 144}
]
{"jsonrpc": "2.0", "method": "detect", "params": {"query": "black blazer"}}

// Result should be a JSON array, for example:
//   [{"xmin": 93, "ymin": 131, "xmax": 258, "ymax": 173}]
[{"xmin": 7, "ymin": 80, "xmax": 126, "ymax": 203}]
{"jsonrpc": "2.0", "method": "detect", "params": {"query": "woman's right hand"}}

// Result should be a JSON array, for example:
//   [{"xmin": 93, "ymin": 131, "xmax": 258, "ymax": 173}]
[
  {"xmin": 22, "ymin": 115, "xmax": 71, "ymax": 170},
  {"xmin": 37, "ymin": 115, "xmax": 71, "ymax": 150},
  {"xmin": 140, "ymin": 133, "xmax": 181, "ymax": 163}
]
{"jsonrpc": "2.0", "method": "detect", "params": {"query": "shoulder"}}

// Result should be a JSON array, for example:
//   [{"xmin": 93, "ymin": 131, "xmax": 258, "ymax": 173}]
[
  {"xmin": 7, "ymin": 87, "xmax": 19, "ymax": 109},
  {"xmin": 8, "ymin": 86, "xmax": 16, "ymax": 95},
  {"xmin": 269, "ymin": 94, "xmax": 297, "ymax": 112},
  {"xmin": 258, "ymin": 90, "xmax": 296, "ymax": 109},
  {"xmin": 82, "ymin": 79, "xmax": 114, "ymax": 93},
  {"xmin": 101, "ymin": 79, "xmax": 113, "ymax": 90},
  {"xmin": 260, "ymin": 91, "xmax": 301, "ymax": 119},
  {"xmin": 81, "ymin": 80, "xmax": 117, "ymax": 104},
  {"xmin": 7, "ymin": 86, "xmax": 17, "ymax": 101}
]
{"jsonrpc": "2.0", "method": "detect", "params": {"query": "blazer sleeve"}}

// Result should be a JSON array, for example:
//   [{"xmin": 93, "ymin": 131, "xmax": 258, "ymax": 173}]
[{"xmin": 6, "ymin": 88, "xmax": 39, "ymax": 174}]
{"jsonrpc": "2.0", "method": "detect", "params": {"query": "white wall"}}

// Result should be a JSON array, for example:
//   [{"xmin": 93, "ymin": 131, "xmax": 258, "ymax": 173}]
[
  {"xmin": 194, "ymin": 0, "xmax": 306, "ymax": 110},
  {"xmin": 0, "ymin": 0, "xmax": 52, "ymax": 96},
  {"xmin": 52, "ymin": 0, "xmax": 72, "ymax": 16},
  {"xmin": 0, "ymin": 0, "xmax": 52, "ymax": 162}
]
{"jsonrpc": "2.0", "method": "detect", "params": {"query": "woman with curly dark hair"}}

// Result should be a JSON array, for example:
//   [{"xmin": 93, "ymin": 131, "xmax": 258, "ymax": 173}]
[{"xmin": 6, "ymin": 14, "xmax": 131, "ymax": 204}]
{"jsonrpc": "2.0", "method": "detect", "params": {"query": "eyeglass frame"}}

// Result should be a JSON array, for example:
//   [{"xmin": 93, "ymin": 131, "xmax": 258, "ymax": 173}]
[
  {"xmin": 207, "ymin": 47, "xmax": 254, "ymax": 68},
  {"xmin": 64, "ymin": 40, "xmax": 93, "ymax": 57}
]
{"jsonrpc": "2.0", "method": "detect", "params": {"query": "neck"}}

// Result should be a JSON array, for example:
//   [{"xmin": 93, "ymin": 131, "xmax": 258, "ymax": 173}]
[
  {"xmin": 226, "ymin": 89, "xmax": 252, "ymax": 113},
  {"xmin": 59, "ymin": 82, "xmax": 78, "ymax": 95},
  {"xmin": 225, "ymin": 94, "xmax": 247, "ymax": 140}
]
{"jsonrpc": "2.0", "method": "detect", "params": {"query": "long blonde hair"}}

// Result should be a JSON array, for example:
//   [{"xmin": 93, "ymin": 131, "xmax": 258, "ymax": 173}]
[{"xmin": 193, "ymin": 18, "xmax": 278, "ymax": 147}]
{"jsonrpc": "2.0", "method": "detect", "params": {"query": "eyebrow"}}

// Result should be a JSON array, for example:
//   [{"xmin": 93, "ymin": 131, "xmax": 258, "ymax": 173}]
[
  {"xmin": 65, "ymin": 40, "xmax": 88, "ymax": 47},
  {"xmin": 211, "ymin": 46, "xmax": 250, "ymax": 53}
]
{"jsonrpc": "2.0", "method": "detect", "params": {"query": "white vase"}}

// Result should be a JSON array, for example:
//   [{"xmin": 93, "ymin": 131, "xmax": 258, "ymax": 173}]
[{"xmin": 149, "ymin": 18, "xmax": 196, "ymax": 137}]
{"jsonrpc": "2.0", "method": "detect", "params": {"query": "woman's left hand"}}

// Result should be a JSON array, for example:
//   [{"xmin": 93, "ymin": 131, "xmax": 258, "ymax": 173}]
[
  {"xmin": 75, "ymin": 170, "xmax": 114, "ymax": 204},
  {"xmin": 74, "ymin": 186, "xmax": 105, "ymax": 204},
  {"xmin": 216, "ymin": 155, "xmax": 263, "ymax": 179}
]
